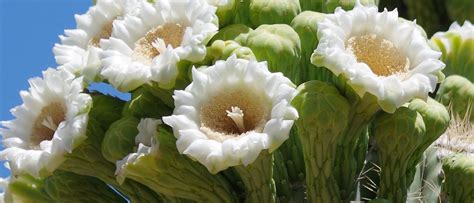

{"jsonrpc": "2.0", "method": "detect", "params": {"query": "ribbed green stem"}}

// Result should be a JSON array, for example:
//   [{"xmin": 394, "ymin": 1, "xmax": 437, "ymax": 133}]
[
  {"xmin": 378, "ymin": 157, "xmax": 410, "ymax": 202},
  {"xmin": 334, "ymin": 94, "xmax": 380, "ymax": 199},
  {"xmin": 273, "ymin": 150, "xmax": 292, "ymax": 202},
  {"xmin": 234, "ymin": 151, "xmax": 276, "ymax": 203}
]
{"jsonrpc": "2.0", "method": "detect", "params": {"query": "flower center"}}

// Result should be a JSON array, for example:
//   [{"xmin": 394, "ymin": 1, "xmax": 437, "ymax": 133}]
[
  {"xmin": 31, "ymin": 102, "xmax": 66, "ymax": 147},
  {"xmin": 132, "ymin": 23, "xmax": 185, "ymax": 63},
  {"xmin": 89, "ymin": 21, "xmax": 114, "ymax": 47},
  {"xmin": 200, "ymin": 87, "xmax": 270, "ymax": 141},
  {"xmin": 347, "ymin": 34, "xmax": 410, "ymax": 76}
]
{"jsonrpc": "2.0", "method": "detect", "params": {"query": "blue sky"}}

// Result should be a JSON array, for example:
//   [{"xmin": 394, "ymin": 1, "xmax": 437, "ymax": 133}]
[{"xmin": 0, "ymin": 1, "xmax": 129, "ymax": 178}]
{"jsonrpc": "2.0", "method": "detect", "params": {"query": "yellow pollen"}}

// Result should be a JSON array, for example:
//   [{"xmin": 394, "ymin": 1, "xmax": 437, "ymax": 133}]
[
  {"xmin": 347, "ymin": 34, "xmax": 410, "ymax": 77},
  {"xmin": 132, "ymin": 23, "xmax": 185, "ymax": 63},
  {"xmin": 200, "ymin": 87, "xmax": 270, "ymax": 141},
  {"xmin": 89, "ymin": 21, "xmax": 114, "ymax": 47},
  {"xmin": 31, "ymin": 102, "xmax": 66, "ymax": 147}
]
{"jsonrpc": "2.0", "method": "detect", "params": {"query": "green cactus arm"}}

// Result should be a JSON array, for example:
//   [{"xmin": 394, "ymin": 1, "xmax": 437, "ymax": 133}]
[
  {"xmin": 373, "ymin": 107, "xmax": 426, "ymax": 202},
  {"xmin": 442, "ymin": 154, "xmax": 474, "ymax": 203},
  {"xmin": 242, "ymin": 24, "xmax": 301, "ymax": 82},
  {"xmin": 248, "ymin": 0, "xmax": 301, "ymax": 28},
  {"xmin": 117, "ymin": 126, "xmax": 237, "ymax": 202},
  {"xmin": 44, "ymin": 170, "xmax": 126, "ymax": 202},
  {"xmin": 292, "ymin": 80, "xmax": 351, "ymax": 202},
  {"xmin": 299, "ymin": 0, "xmax": 377, "ymax": 13}
]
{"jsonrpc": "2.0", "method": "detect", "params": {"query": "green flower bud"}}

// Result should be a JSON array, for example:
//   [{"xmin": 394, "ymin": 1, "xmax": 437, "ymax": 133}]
[
  {"xmin": 101, "ymin": 116, "xmax": 140, "ymax": 163},
  {"xmin": 291, "ymin": 11, "xmax": 335, "ymax": 84},
  {"xmin": 292, "ymin": 81, "xmax": 351, "ymax": 203},
  {"xmin": 242, "ymin": 24, "xmax": 301, "ymax": 80},
  {"xmin": 373, "ymin": 107, "xmax": 425, "ymax": 202},
  {"xmin": 210, "ymin": 24, "xmax": 252, "ymax": 44},
  {"xmin": 446, "ymin": 0, "xmax": 474, "ymax": 23},
  {"xmin": 248, "ymin": 0, "xmax": 301, "ymax": 28},
  {"xmin": 216, "ymin": 0, "xmax": 238, "ymax": 27},
  {"xmin": 436, "ymin": 75, "xmax": 474, "ymax": 121},
  {"xmin": 431, "ymin": 22, "xmax": 474, "ymax": 82},
  {"xmin": 89, "ymin": 93, "xmax": 125, "ymax": 129},
  {"xmin": 442, "ymin": 154, "xmax": 474, "ymax": 202},
  {"xmin": 44, "ymin": 171, "xmax": 125, "ymax": 202},
  {"xmin": 405, "ymin": 98, "xmax": 449, "ymax": 187},
  {"xmin": 205, "ymin": 40, "xmax": 256, "ymax": 64},
  {"xmin": 300, "ymin": 0, "xmax": 378, "ymax": 13}
]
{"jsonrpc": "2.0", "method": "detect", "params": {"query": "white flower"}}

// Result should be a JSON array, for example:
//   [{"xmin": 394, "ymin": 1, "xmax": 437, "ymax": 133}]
[
  {"xmin": 163, "ymin": 55, "xmax": 298, "ymax": 173},
  {"xmin": 100, "ymin": 0, "xmax": 218, "ymax": 92},
  {"xmin": 115, "ymin": 118, "xmax": 161, "ymax": 182},
  {"xmin": 53, "ymin": 0, "xmax": 141, "ymax": 83},
  {"xmin": 0, "ymin": 176, "xmax": 8, "ymax": 203},
  {"xmin": 311, "ymin": 3, "xmax": 445, "ymax": 113},
  {"xmin": 432, "ymin": 21, "xmax": 474, "ymax": 52},
  {"xmin": 0, "ymin": 69, "xmax": 92, "ymax": 177}
]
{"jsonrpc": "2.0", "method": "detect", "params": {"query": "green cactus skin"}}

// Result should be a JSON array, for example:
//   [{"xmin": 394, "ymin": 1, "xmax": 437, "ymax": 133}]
[
  {"xmin": 432, "ymin": 33, "xmax": 474, "ymax": 82},
  {"xmin": 88, "ymin": 93, "xmax": 125, "ymax": 129},
  {"xmin": 124, "ymin": 87, "xmax": 173, "ymax": 119},
  {"xmin": 300, "ymin": 0, "xmax": 378, "ymax": 13},
  {"xmin": 210, "ymin": 24, "xmax": 253, "ymax": 44},
  {"xmin": 291, "ymin": 11, "xmax": 337, "ymax": 85},
  {"xmin": 273, "ymin": 150, "xmax": 292, "ymax": 203},
  {"xmin": 442, "ymin": 154, "xmax": 474, "ymax": 203},
  {"xmin": 446, "ymin": 0, "xmax": 474, "ymax": 23},
  {"xmin": 405, "ymin": 98, "xmax": 450, "ymax": 186},
  {"xmin": 292, "ymin": 81, "xmax": 351, "ymax": 203},
  {"xmin": 407, "ymin": 147, "xmax": 443, "ymax": 203},
  {"xmin": 403, "ymin": 0, "xmax": 450, "ymax": 36},
  {"xmin": 242, "ymin": 24, "xmax": 302, "ymax": 83},
  {"xmin": 436, "ymin": 75, "xmax": 474, "ymax": 121},
  {"xmin": 248, "ymin": 0, "xmax": 301, "ymax": 28},
  {"xmin": 373, "ymin": 107, "xmax": 426, "ymax": 202},
  {"xmin": 118, "ymin": 127, "xmax": 237, "ymax": 203}
]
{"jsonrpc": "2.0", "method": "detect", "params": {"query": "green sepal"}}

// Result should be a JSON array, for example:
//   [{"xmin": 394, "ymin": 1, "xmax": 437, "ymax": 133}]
[
  {"xmin": 442, "ymin": 154, "xmax": 474, "ymax": 203},
  {"xmin": 118, "ymin": 126, "xmax": 237, "ymax": 202},
  {"xmin": 373, "ymin": 107, "xmax": 426, "ymax": 202},
  {"xmin": 242, "ymin": 24, "xmax": 301, "ymax": 81},
  {"xmin": 101, "ymin": 116, "xmax": 140, "ymax": 163},
  {"xmin": 89, "ymin": 93, "xmax": 125, "ymax": 129},
  {"xmin": 248, "ymin": 0, "xmax": 301, "ymax": 28},
  {"xmin": 292, "ymin": 80, "xmax": 350, "ymax": 203},
  {"xmin": 210, "ymin": 24, "xmax": 253, "ymax": 44}
]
